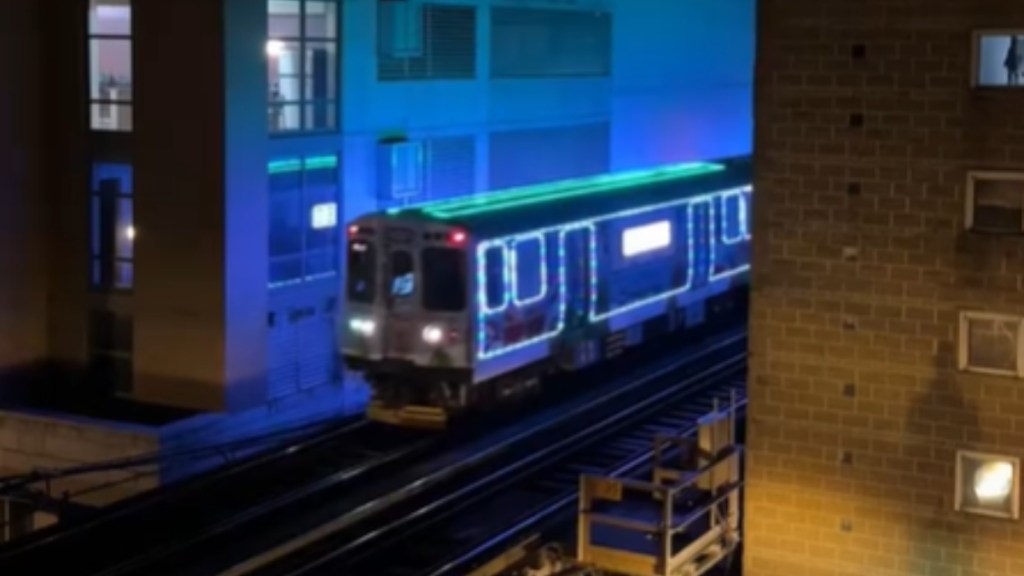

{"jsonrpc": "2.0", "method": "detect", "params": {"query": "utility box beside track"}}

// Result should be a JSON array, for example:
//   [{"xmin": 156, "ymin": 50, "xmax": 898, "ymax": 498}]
[{"xmin": 572, "ymin": 399, "xmax": 743, "ymax": 576}]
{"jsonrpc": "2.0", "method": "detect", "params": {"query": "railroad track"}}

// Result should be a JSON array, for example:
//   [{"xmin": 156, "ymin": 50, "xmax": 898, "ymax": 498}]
[
  {"xmin": 0, "ymin": 418, "xmax": 435, "ymax": 575},
  {"xmin": 223, "ymin": 333, "xmax": 747, "ymax": 576}
]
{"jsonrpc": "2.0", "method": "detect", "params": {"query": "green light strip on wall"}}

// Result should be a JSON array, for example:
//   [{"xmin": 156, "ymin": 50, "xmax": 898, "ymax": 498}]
[
  {"xmin": 267, "ymin": 155, "xmax": 338, "ymax": 174},
  {"xmin": 421, "ymin": 162, "xmax": 724, "ymax": 219}
]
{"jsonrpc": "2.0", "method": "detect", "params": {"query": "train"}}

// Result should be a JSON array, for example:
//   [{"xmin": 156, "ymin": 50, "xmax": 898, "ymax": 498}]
[{"xmin": 342, "ymin": 156, "xmax": 752, "ymax": 427}]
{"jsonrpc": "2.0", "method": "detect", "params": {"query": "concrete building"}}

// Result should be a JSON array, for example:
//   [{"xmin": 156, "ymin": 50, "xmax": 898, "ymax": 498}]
[
  {"xmin": 0, "ymin": 0, "xmax": 753, "ymax": 505},
  {"xmin": 747, "ymin": 1, "xmax": 1024, "ymax": 574}
]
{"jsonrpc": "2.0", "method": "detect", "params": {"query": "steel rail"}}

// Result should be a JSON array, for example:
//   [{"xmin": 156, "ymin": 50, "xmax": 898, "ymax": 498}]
[
  {"xmin": 0, "ymin": 417, "xmax": 432, "ymax": 575},
  {"xmin": 239, "ymin": 333, "xmax": 746, "ymax": 576}
]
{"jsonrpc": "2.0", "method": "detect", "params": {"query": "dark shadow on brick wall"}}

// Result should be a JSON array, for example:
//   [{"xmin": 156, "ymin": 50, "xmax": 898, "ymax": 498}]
[{"xmin": 905, "ymin": 341, "xmax": 979, "ymax": 576}]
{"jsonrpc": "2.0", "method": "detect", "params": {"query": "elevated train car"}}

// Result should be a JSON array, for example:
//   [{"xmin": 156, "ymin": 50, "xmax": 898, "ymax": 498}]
[{"xmin": 342, "ymin": 157, "xmax": 752, "ymax": 427}]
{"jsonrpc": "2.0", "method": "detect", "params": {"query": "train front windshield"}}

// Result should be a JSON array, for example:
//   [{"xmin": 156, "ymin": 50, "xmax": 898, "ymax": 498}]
[
  {"xmin": 347, "ymin": 240, "xmax": 376, "ymax": 303},
  {"xmin": 421, "ymin": 247, "xmax": 466, "ymax": 312}
]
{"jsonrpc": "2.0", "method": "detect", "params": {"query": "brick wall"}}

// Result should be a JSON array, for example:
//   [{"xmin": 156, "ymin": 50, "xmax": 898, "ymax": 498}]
[{"xmin": 747, "ymin": 1, "xmax": 1024, "ymax": 575}]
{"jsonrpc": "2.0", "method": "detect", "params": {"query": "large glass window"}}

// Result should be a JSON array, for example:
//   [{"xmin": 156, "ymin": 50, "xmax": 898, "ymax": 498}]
[
  {"xmin": 267, "ymin": 0, "xmax": 338, "ymax": 132},
  {"xmin": 423, "ymin": 248, "xmax": 466, "ymax": 312},
  {"xmin": 88, "ymin": 0, "xmax": 133, "ymax": 131},
  {"xmin": 347, "ymin": 240, "xmax": 376, "ymax": 303},
  {"xmin": 90, "ymin": 163, "xmax": 134, "ymax": 290},
  {"xmin": 959, "ymin": 312, "xmax": 1024, "ymax": 378},
  {"xmin": 268, "ymin": 155, "xmax": 340, "ymax": 287}
]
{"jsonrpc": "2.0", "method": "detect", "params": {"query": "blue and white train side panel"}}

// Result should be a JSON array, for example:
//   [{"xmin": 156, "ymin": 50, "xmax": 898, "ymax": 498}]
[{"xmin": 470, "ymin": 184, "xmax": 752, "ymax": 384}]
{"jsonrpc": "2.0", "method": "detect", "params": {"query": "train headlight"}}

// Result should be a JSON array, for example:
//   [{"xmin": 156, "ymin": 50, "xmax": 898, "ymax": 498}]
[
  {"xmin": 349, "ymin": 318, "xmax": 375, "ymax": 336},
  {"xmin": 421, "ymin": 324, "xmax": 444, "ymax": 345}
]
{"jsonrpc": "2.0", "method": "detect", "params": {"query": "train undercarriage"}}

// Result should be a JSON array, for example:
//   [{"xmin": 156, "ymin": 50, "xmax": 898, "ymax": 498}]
[{"xmin": 357, "ymin": 287, "xmax": 748, "ymax": 429}]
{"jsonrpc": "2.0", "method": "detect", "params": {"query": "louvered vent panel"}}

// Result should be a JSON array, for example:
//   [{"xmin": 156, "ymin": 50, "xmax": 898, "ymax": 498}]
[{"xmin": 378, "ymin": 2, "xmax": 477, "ymax": 81}]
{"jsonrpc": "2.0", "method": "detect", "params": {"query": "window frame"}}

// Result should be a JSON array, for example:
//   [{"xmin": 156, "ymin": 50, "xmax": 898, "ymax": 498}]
[
  {"xmin": 87, "ymin": 0, "xmax": 133, "ymax": 132},
  {"xmin": 957, "ymin": 310, "xmax": 1024, "ymax": 378},
  {"xmin": 90, "ymin": 163, "xmax": 134, "ymax": 292},
  {"xmin": 267, "ymin": 0, "xmax": 340, "ymax": 134},
  {"xmin": 346, "ymin": 239, "xmax": 377, "ymax": 304},
  {"xmin": 965, "ymin": 170, "xmax": 1024, "ymax": 234},
  {"xmin": 268, "ymin": 154, "xmax": 341, "ymax": 288},
  {"xmin": 954, "ymin": 449, "xmax": 1021, "ymax": 520},
  {"xmin": 421, "ymin": 246, "xmax": 467, "ymax": 313},
  {"xmin": 970, "ymin": 29, "xmax": 1024, "ymax": 90}
]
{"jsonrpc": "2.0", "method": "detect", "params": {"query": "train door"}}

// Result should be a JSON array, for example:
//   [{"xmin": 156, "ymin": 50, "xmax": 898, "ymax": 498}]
[
  {"xmin": 562, "ymin": 227, "xmax": 592, "ymax": 327},
  {"xmin": 382, "ymin": 227, "xmax": 419, "ymax": 358}
]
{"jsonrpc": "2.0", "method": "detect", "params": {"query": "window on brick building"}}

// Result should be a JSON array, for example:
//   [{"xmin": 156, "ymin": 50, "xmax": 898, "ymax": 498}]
[
  {"xmin": 973, "ymin": 31, "xmax": 1024, "ymax": 88},
  {"xmin": 491, "ymin": 7, "xmax": 612, "ymax": 78},
  {"xmin": 955, "ymin": 450, "xmax": 1020, "ymax": 520},
  {"xmin": 958, "ymin": 312, "xmax": 1024, "ymax": 378},
  {"xmin": 967, "ymin": 172, "xmax": 1024, "ymax": 234}
]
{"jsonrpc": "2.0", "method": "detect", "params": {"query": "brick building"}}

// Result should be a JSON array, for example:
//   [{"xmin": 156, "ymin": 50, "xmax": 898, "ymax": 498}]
[{"xmin": 747, "ymin": 1, "xmax": 1024, "ymax": 575}]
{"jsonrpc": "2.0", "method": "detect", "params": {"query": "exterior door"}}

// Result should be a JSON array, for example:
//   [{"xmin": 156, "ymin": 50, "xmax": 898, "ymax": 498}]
[
  {"xmin": 561, "ymin": 227, "xmax": 593, "ymax": 329},
  {"xmin": 382, "ymin": 227, "xmax": 418, "ymax": 358}
]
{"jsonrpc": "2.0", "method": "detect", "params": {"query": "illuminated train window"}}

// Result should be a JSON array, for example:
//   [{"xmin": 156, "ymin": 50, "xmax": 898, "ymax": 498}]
[
  {"xmin": 621, "ymin": 220, "xmax": 672, "ymax": 258},
  {"xmin": 955, "ymin": 450, "xmax": 1020, "ymax": 520}
]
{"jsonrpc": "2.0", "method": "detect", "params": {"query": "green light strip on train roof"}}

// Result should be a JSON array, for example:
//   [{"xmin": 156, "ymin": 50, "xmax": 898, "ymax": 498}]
[{"xmin": 413, "ymin": 162, "xmax": 725, "ymax": 220}]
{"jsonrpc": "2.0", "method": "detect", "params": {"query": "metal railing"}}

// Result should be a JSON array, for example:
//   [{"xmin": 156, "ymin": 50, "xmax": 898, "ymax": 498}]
[{"xmin": 577, "ymin": 397, "xmax": 742, "ymax": 576}]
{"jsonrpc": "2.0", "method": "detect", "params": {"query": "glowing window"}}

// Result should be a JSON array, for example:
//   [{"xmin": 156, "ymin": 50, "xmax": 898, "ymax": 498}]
[
  {"xmin": 267, "ymin": 0, "xmax": 338, "ymax": 132},
  {"xmin": 621, "ymin": 220, "xmax": 672, "ymax": 258},
  {"xmin": 955, "ymin": 450, "xmax": 1020, "ymax": 519},
  {"xmin": 311, "ymin": 202, "xmax": 337, "ymax": 229},
  {"xmin": 90, "ymin": 163, "xmax": 134, "ymax": 290},
  {"xmin": 268, "ymin": 155, "xmax": 340, "ymax": 287},
  {"xmin": 88, "ymin": 0, "xmax": 133, "ymax": 132}
]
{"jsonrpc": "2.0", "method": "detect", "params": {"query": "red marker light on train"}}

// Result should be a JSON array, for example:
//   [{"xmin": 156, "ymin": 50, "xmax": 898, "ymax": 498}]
[
  {"xmin": 449, "ymin": 230, "xmax": 467, "ymax": 244},
  {"xmin": 348, "ymin": 225, "xmax": 359, "ymax": 236}
]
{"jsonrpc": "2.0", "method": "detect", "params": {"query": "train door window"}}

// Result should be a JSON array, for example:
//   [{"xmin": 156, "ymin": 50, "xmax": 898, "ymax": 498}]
[
  {"xmin": 512, "ymin": 236, "xmax": 545, "ymax": 305},
  {"xmin": 347, "ymin": 240, "xmax": 376, "ymax": 303},
  {"xmin": 422, "ymin": 247, "xmax": 466, "ymax": 312},
  {"xmin": 389, "ymin": 250, "xmax": 416, "ymax": 298},
  {"xmin": 719, "ymin": 192, "xmax": 745, "ymax": 244},
  {"xmin": 483, "ymin": 245, "xmax": 507, "ymax": 311}
]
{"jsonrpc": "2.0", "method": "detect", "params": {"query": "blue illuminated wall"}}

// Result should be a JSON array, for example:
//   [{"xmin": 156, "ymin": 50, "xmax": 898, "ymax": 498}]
[{"xmin": 610, "ymin": 0, "xmax": 755, "ymax": 167}]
